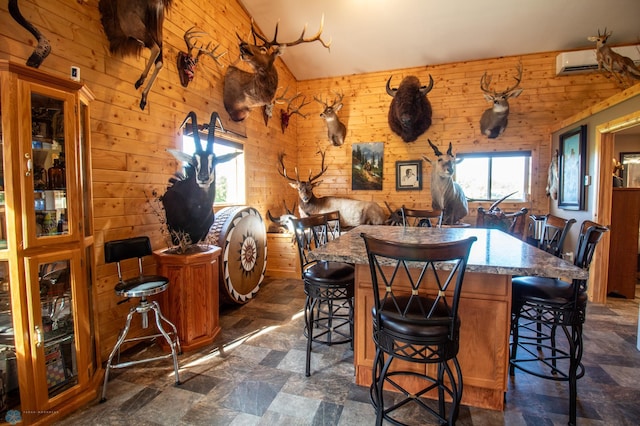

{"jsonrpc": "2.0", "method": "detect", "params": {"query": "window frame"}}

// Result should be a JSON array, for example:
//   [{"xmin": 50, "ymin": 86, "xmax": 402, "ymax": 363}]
[{"xmin": 455, "ymin": 151, "xmax": 532, "ymax": 202}]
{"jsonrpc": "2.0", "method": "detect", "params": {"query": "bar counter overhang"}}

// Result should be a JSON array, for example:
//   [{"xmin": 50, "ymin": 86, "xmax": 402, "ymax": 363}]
[{"xmin": 308, "ymin": 225, "xmax": 588, "ymax": 411}]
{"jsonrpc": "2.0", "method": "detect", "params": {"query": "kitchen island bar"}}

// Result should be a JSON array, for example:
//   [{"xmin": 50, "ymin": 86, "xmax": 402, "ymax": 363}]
[{"xmin": 308, "ymin": 225, "xmax": 588, "ymax": 410}]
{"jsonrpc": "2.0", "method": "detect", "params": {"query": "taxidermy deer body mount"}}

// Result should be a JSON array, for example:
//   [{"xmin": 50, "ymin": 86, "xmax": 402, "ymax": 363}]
[
  {"xmin": 588, "ymin": 29, "xmax": 640, "ymax": 88},
  {"xmin": 278, "ymin": 151, "xmax": 387, "ymax": 227},
  {"xmin": 479, "ymin": 63, "xmax": 523, "ymax": 139},
  {"xmin": 9, "ymin": 0, "xmax": 51, "ymax": 68},
  {"xmin": 223, "ymin": 17, "xmax": 330, "ymax": 122},
  {"xmin": 98, "ymin": 0, "xmax": 173, "ymax": 110},
  {"xmin": 423, "ymin": 140, "xmax": 468, "ymax": 225},
  {"xmin": 387, "ymin": 75, "xmax": 434, "ymax": 143},
  {"xmin": 314, "ymin": 91, "xmax": 347, "ymax": 146},
  {"xmin": 177, "ymin": 26, "xmax": 225, "ymax": 88}
]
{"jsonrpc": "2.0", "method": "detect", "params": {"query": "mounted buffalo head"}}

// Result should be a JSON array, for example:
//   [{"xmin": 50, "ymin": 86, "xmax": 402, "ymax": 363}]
[{"xmin": 387, "ymin": 75, "xmax": 434, "ymax": 143}]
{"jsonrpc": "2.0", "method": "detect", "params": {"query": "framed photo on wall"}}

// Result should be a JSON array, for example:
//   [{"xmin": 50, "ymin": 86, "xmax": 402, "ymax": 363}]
[
  {"xmin": 620, "ymin": 152, "xmax": 640, "ymax": 188},
  {"xmin": 395, "ymin": 160, "xmax": 422, "ymax": 190},
  {"xmin": 558, "ymin": 125, "xmax": 587, "ymax": 210}
]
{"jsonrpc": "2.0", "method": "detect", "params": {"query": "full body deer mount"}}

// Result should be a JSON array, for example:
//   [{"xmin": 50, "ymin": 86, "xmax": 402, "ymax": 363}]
[
  {"xmin": 278, "ymin": 151, "xmax": 387, "ymax": 227},
  {"xmin": 314, "ymin": 91, "xmax": 347, "ymax": 146},
  {"xmin": 177, "ymin": 26, "xmax": 225, "ymax": 88},
  {"xmin": 588, "ymin": 29, "xmax": 640, "ymax": 88},
  {"xmin": 387, "ymin": 75, "xmax": 434, "ymax": 143},
  {"xmin": 99, "ymin": 0, "xmax": 172, "ymax": 110},
  {"xmin": 479, "ymin": 64, "xmax": 523, "ymax": 139},
  {"xmin": 162, "ymin": 111, "xmax": 241, "ymax": 246},
  {"xmin": 423, "ymin": 140, "xmax": 468, "ymax": 225},
  {"xmin": 223, "ymin": 17, "xmax": 330, "ymax": 122},
  {"xmin": 9, "ymin": 0, "xmax": 51, "ymax": 68}
]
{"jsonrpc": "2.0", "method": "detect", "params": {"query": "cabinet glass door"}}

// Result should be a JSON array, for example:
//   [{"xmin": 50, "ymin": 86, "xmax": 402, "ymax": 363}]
[
  {"xmin": 0, "ymin": 261, "xmax": 19, "ymax": 417},
  {"xmin": 21, "ymin": 83, "xmax": 77, "ymax": 249},
  {"xmin": 25, "ymin": 251, "xmax": 80, "ymax": 405}
]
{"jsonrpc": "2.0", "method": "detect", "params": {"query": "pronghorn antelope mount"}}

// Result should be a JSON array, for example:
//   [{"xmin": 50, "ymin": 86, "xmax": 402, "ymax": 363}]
[
  {"xmin": 479, "ymin": 63, "xmax": 523, "ymax": 139},
  {"xmin": 223, "ymin": 17, "xmax": 331, "ymax": 122},
  {"xmin": 277, "ymin": 151, "xmax": 387, "ymax": 227},
  {"xmin": 314, "ymin": 91, "xmax": 347, "ymax": 146},
  {"xmin": 386, "ymin": 75, "xmax": 434, "ymax": 143},
  {"xmin": 98, "ymin": 0, "xmax": 173, "ymax": 110},
  {"xmin": 588, "ymin": 29, "xmax": 640, "ymax": 88},
  {"xmin": 423, "ymin": 140, "xmax": 469, "ymax": 225},
  {"xmin": 162, "ymin": 111, "xmax": 241, "ymax": 248}
]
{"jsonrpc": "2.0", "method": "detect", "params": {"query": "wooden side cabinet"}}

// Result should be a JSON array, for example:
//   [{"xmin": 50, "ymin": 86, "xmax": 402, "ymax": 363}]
[
  {"xmin": 154, "ymin": 246, "xmax": 222, "ymax": 352},
  {"xmin": 607, "ymin": 188, "xmax": 640, "ymax": 298},
  {"xmin": 0, "ymin": 60, "xmax": 101, "ymax": 424}
]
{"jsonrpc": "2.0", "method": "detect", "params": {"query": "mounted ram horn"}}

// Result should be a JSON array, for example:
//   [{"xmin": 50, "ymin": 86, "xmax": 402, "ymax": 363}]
[
  {"xmin": 223, "ymin": 16, "xmax": 331, "ymax": 122},
  {"xmin": 267, "ymin": 200, "xmax": 297, "ymax": 233},
  {"xmin": 387, "ymin": 74, "xmax": 434, "ymax": 143},
  {"xmin": 423, "ymin": 140, "xmax": 468, "ymax": 225},
  {"xmin": 278, "ymin": 151, "xmax": 387, "ymax": 227},
  {"xmin": 162, "ymin": 111, "xmax": 241, "ymax": 246},
  {"xmin": 8, "ymin": 0, "xmax": 51, "ymax": 68},
  {"xmin": 479, "ymin": 63, "xmax": 523, "ymax": 138},
  {"xmin": 99, "ymin": 0, "xmax": 173, "ymax": 110},
  {"xmin": 177, "ymin": 26, "xmax": 225, "ymax": 88},
  {"xmin": 314, "ymin": 90, "xmax": 347, "ymax": 146}
]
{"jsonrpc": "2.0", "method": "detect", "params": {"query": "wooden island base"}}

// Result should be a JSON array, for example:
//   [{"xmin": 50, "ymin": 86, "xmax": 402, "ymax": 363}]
[{"xmin": 354, "ymin": 264, "xmax": 511, "ymax": 411}]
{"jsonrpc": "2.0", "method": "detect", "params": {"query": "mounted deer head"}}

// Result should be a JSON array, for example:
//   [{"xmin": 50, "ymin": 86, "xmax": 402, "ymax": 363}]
[
  {"xmin": 223, "ymin": 16, "xmax": 330, "ymax": 122},
  {"xmin": 262, "ymin": 86, "xmax": 289, "ymax": 126},
  {"xmin": 588, "ymin": 28, "xmax": 640, "ymax": 87},
  {"xmin": 99, "ymin": 0, "xmax": 173, "ymax": 110},
  {"xmin": 387, "ymin": 75, "xmax": 434, "ymax": 143},
  {"xmin": 177, "ymin": 26, "xmax": 225, "ymax": 88},
  {"xmin": 278, "ymin": 150, "xmax": 328, "ymax": 203},
  {"xmin": 314, "ymin": 90, "xmax": 347, "ymax": 146},
  {"xmin": 479, "ymin": 63, "xmax": 523, "ymax": 139},
  {"xmin": 280, "ymin": 93, "xmax": 310, "ymax": 133}
]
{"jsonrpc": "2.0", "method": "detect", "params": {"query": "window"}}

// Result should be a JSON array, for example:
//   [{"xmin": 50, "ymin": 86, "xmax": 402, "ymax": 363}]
[
  {"xmin": 180, "ymin": 134, "xmax": 245, "ymax": 205},
  {"xmin": 455, "ymin": 152, "xmax": 531, "ymax": 201}
]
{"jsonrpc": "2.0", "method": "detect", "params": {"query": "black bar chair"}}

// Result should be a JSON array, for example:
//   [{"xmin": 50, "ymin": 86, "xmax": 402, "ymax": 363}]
[
  {"xmin": 100, "ymin": 236, "xmax": 181, "ymax": 402},
  {"xmin": 361, "ymin": 233, "xmax": 477, "ymax": 426},
  {"xmin": 400, "ymin": 206, "xmax": 443, "ymax": 227},
  {"xmin": 510, "ymin": 221, "xmax": 608, "ymax": 426},
  {"xmin": 536, "ymin": 214, "xmax": 576, "ymax": 257}
]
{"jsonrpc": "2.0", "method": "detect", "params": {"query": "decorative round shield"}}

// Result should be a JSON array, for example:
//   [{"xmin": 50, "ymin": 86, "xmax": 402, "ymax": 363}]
[{"xmin": 209, "ymin": 206, "xmax": 267, "ymax": 304}]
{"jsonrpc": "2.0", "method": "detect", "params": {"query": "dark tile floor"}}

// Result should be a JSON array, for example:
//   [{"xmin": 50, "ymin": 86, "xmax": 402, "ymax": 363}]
[{"xmin": 58, "ymin": 277, "xmax": 640, "ymax": 425}]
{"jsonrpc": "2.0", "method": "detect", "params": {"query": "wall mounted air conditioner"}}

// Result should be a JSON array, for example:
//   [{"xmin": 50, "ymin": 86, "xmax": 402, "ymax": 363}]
[{"xmin": 556, "ymin": 45, "xmax": 640, "ymax": 75}]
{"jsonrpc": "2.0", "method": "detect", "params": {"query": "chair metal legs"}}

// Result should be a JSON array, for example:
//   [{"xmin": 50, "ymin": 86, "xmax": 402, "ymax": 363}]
[{"xmin": 100, "ymin": 297, "xmax": 181, "ymax": 402}]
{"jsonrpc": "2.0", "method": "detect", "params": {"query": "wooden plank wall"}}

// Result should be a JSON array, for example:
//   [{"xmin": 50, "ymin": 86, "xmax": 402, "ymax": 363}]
[{"xmin": 0, "ymin": 0, "xmax": 623, "ymax": 360}]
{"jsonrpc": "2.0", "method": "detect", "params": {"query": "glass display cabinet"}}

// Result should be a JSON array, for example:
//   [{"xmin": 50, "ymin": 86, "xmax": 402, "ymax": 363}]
[{"xmin": 0, "ymin": 60, "xmax": 100, "ymax": 424}]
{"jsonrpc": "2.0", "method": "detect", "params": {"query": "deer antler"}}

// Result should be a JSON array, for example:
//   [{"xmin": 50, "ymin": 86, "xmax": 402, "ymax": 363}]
[
  {"xmin": 277, "ymin": 152, "xmax": 300, "ymax": 182},
  {"xmin": 184, "ymin": 26, "xmax": 226, "ymax": 65},
  {"xmin": 285, "ymin": 93, "xmax": 311, "ymax": 117},
  {"xmin": 314, "ymin": 90, "xmax": 343, "ymax": 109},
  {"xmin": 250, "ymin": 15, "xmax": 331, "ymax": 50},
  {"xmin": 480, "ymin": 63, "xmax": 523, "ymax": 96},
  {"xmin": 308, "ymin": 150, "xmax": 328, "ymax": 183}
]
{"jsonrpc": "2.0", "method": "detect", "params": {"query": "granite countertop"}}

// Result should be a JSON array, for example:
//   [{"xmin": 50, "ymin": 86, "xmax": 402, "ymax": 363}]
[{"xmin": 308, "ymin": 225, "xmax": 589, "ymax": 280}]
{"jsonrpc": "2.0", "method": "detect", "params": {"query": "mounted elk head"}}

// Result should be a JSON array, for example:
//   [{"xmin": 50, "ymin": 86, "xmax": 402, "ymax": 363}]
[
  {"xmin": 9, "ymin": 0, "xmax": 51, "ymax": 68},
  {"xmin": 314, "ymin": 91, "xmax": 347, "ymax": 146},
  {"xmin": 588, "ymin": 29, "xmax": 640, "ymax": 87},
  {"xmin": 278, "ymin": 151, "xmax": 388, "ymax": 227},
  {"xmin": 387, "ymin": 75, "xmax": 434, "ymax": 143},
  {"xmin": 99, "ymin": 0, "xmax": 173, "ymax": 110},
  {"xmin": 177, "ymin": 26, "xmax": 225, "ymax": 88},
  {"xmin": 223, "ymin": 16, "xmax": 330, "ymax": 122},
  {"xmin": 280, "ymin": 93, "xmax": 310, "ymax": 133},
  {"xmin": 479, "ymin": 63, "xmax": 523, "ymax": 138},
  {"xmin": 423, "ymin": 140, "xmax": 468, "ymax": 225},
  {"xmin": 163, "ymin": 111, "xmax": 241, "ymax": 245}
]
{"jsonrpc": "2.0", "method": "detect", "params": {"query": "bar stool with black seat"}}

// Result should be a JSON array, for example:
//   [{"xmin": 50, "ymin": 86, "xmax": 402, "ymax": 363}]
[
  {"xmin": 290, "ymin": 214, "xmax": 355, "ymax": 377},
  {"xmin": 510, "ymin": 221, "xmax": 608, "ymax": 426},
  {"xmin": 400, "ymin": 206, "xmax": 443, "ymax": 227},
  {"xmin": 361, "ymin": 233, "xmax": 477, "ymax": 426},
  {"xmin": 536, "ymin": 214, "xmax": 576, "ymax": 257},
  {"xmin": 100, "ymin": 236, "xmax": 181, "ymax": 402}
]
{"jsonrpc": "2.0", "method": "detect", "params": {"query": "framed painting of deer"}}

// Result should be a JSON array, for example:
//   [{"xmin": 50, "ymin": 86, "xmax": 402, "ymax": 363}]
[
  {"xmin": 558, "ymin": 125, "xmax": 587, "ymax": 210},
  {"xmin": 352, "ymin": 142, "xmax": 383, "ymax": 190},
  {"xmin": 396, "ymin": 160, "xmax": 422, "ymax": 190}
]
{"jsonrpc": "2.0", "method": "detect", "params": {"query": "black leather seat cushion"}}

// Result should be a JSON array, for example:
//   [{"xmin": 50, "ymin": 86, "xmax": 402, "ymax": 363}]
[
  {"xmin": 374, "ymin": 295, "xmax": 457, "ymax": 339},
  {"xmin": 512, "ymin": 276, "xmax": 587, "ymax": 306},
  {"xmin": 304, "ymin": 260, "xmax": 354, "ymax": 283}
]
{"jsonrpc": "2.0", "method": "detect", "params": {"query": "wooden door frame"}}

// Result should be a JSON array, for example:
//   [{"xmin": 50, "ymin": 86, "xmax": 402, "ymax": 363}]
[{"xmin": 592, "ymin": 111, "xmax": 640, "ymax": 303}]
